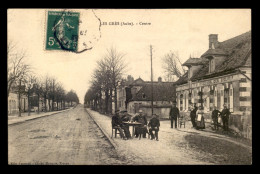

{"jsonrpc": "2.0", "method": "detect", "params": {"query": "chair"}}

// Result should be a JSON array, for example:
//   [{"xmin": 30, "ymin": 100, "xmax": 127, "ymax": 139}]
[
  {"xmin": 178, "ymin": 116, "xmax": 186, "ymax": 128},
  {"xmin": 111, "ymin": 121, "xmax": 121, "ymax": 138}
]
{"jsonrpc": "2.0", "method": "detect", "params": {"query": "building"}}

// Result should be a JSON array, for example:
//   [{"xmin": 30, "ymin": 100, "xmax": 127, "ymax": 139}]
[
  {"xmin": 176, "ymin": 31, "xmax": 251, "ymax": 138},
  {"xmin": 117, "ymin": 75, "xmax": 134, "ymax": 111},
  {"xmin": 8, "ymin": 90, "xmax": 28, "ymax": 115},
  {"xmin": 127, "ymin": 77, "xmax": 176, "ymax": 118}
]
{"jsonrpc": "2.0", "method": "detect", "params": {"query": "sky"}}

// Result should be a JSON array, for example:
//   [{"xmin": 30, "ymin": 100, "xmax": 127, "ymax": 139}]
[{"xmin": 8, "ymin": 9, "xmax": 251, "ymax": 103}]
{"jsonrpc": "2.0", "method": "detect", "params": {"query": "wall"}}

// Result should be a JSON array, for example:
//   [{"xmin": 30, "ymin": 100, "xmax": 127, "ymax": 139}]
[{"xmin": 128, "ymin": 101, "xmax": 171, "ymax": 118}]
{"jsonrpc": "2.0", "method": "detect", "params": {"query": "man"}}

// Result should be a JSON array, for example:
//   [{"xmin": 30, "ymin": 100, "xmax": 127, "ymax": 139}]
[
  {"xmin": 211, "ymin": 106, "xmax": 221, "ymax": 130},
  {"xmin": 120, "ymin": 110, "xmax": 132, "ymax": 139},
  {"xmin": 190, "ymin": 104, "xmax": 198, "ymax": 128},
  {"xmin": 133, "ymin": 109, "xmax": 148, "ymax": 138},
  {"xmin": 148, "ymin": 114, "xmax": 160, "ymax": 141},
  {"xmin": 112, "ymin": 110, "xmax": 127, "ymax": 140},
  {"xmin": 169, "ymin": 102, "xmax": 180, "ymax": 128},
  {"xmin": 221, "ymin": 104, "xmax": 231, "ymax": 131}
]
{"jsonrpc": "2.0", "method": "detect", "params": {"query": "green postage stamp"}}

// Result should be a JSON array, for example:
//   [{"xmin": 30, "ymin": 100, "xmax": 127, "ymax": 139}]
[{"xmin": 46, "ymin": 11, "xmax": 80, "ymax": 52}]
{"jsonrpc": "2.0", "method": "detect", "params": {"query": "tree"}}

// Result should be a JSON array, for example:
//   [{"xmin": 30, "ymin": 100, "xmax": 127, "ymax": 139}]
[
  {"xmin": 41, "ymin": 75, "xmax": 52, "ymax": 112},
  {"xmin": 8, "ymin": 41, "xmax": 30, "ymax": 97},
  {"xmin": 162, "ymin": 51, "xmax": 185, "ymax": 82},
  {"xmin": 24, "ymin": 74, "xmax": 37, "ymax": 116},
  {"xmin": 66, "ymin": 90, "xmax": 79, "ymax": 107},
  {"xmin": 33, "ymin": 77, "xmax": 43, "ymax": 114},
  {"xmin": 103, "ymin": 47, "xmax": 127, "ymax": 112}
]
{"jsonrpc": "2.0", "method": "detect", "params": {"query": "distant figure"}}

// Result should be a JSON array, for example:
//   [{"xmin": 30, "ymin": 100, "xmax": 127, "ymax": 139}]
[
  {"xmin": 112, "ymin": 110, "xmax": 127, "ymax": 140},
  {"xmin": 211, "ymin": 106, "xmax": 221, "ymax": 130},
  {"xmin": 190, "ymin": 104, "xmax": 198, "ymax": 128},
  {"xmin": 195, "ymin": 106, "xmax": 205, "ymax": 130},
  {"xmin": 221, "ymin": 104, "xmax": 231, "ymax": 131},
  {"xmin": 148, "ymin": 114, "xmax": 160, "ymax": 141},
  {"xmin": 169, "ymin": 103, "xmax": 180, "ymax": 128},
  {"xmin": 133, "ymin": 110, "xmax": 148, "ymax": 139}
]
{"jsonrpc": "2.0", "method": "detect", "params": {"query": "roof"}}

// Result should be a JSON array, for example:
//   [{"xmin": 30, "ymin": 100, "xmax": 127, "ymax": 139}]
[
  {"xmin": 131, "ymin": 82, "xmax": 176, "ymax": 101},
  {"xmin": 175, "ymin": 72, "xmax": 188, "ymax": 85},
  {"xmin": 129, "ymin": 77, "xmax": 145, "ymax": 86},
  {"xmin": 201, "ymin": 48, "xmax": 228, "ymax": 57},
  {"xmin": 191, "ymin": 31, "xmax": 251, "ymax": 81},
  {"xmin": 182, "ymin": 58, "xmax": 207, "ymax": 66}
]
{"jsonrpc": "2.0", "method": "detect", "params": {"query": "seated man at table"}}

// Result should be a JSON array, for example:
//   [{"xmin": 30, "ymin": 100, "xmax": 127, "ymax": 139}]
[
  {"xmin": 148, "ymin": 114, "xmax": 160, "ymax": 141},
  {"xmin": 133, "ymin": 110, "xmax": 148, "ymax": 138},
  {"xmin": 112, "ymin": 110, "xmax": 127, "ymax": 140},
  {"xmin": 120, "ymin": 110, "xmax": 131, "ymax": 139}
]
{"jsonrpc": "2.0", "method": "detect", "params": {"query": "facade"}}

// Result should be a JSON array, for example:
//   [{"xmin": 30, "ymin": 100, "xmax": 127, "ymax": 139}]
[
  {"xmin": 127, "ymin": 77, "xmax": 176, "ymax": 118},
  {"xmin": 176, "ymin": 31, "xmax": 251, "ymax": 138},
  {"xmin": 117, "ymin": 75, "xmax": 134, "ymax": 111}
]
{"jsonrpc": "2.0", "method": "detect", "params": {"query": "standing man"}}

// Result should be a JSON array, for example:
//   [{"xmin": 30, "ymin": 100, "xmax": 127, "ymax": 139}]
[
  {"xmin": 221, "ymin": 104, "xmax": 231, "ymax": 132},
  {"xmin": 148, "ymin": 114, "xmax": 160, "ymax": 141},
  {"xmin": 169, "ymin": 102, "xmax": 180, "ymax": 128},
  {"xmin": 211, "ymin": 106, "xmax": 221, "ymax": 130},
  {"xmin": 112, "ymin": 110, "xmax": 127, "ymax": 140}
]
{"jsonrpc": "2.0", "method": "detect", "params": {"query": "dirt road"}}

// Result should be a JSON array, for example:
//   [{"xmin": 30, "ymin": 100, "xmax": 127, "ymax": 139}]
[{"xmin": 8, "ymin": 106, "xmax": 131, "ymax": 165}]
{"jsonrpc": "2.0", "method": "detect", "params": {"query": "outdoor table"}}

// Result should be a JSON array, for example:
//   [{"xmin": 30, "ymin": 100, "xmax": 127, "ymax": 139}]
[{"xmin": 122, "ymin": 121, "xmax": 142, "ymax": 138}]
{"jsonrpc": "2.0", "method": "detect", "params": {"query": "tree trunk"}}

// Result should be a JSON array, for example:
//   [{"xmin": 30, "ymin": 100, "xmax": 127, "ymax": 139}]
[
  {"xmin": 44, "ymin": 94, "xmax": 47, "ymax": 112},
  {"xmin": 109, "ymin": 88, "xmax": 113, "ymax": 114},
  {"xmin": 37, "ymin": 94, "xmax": 40, "ymax": 114},
  {"xmin": 18, "ymin": 80, "xmax": 21, "ymax": 117},
  {"xmin": 105, "ymin": 90, "xmax": 109, "ymax": 114},
  {"xmin": 48, "ymin": 98, "xmax": 51, "ymax": 112},
  {"xmin": 28, "ymin": 90, "xmax": 31, "ymax": 116},
  {"xmin": 114, "ymin": 85, "xmax": 117, "ymax": 113},
  {"xmin": 52, "ymin": 96, "xmax": 54, "ymax": 111}
]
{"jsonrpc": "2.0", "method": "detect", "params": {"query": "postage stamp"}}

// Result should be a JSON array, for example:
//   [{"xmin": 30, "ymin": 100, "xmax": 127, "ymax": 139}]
[{"xmin": 45, "ymin": 11, "xmax": 80, "ymax": 52}]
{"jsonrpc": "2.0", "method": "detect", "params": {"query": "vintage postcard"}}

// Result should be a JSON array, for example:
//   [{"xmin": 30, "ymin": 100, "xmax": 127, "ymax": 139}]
[{"xmin": 8, "ymin": 9, "xmax": 252, "ymax": 165}]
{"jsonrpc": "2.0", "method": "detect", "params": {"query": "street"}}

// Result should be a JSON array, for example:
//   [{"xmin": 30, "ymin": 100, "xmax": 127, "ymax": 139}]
[
  {"xmin": 8, "ymin": 105, "xmax": 252, "ymax": 165},
  {"xmin": 8, "ymin": 105, "xmax": 129, "ymax": 165}
]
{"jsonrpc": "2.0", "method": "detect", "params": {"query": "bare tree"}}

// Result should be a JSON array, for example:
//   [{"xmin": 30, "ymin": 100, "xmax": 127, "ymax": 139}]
[
  {"xmin": 162, "ymin": 51, "xmax": 185, "ymax": 82},
  {"xmin": 8, "ymin": 41, "xmax": 30, "ymax": 97},
  {"xmin": 104, "ymin": 47, "xmax": 127, "ymax": 112},
  {"xmin": 41, "ymin": 75, "xmax": 52, "ymax": 112},
  {"xmin": 24, "ymin": 74, "xmax": 37, "ymax": 116}
]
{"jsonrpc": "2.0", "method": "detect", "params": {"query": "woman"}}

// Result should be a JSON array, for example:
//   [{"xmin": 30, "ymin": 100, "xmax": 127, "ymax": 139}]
[
  {"xmin": 190, "ymin": 104, "xmax": 197, "ymax": 128},
  {"xmin": 195, "ymin": 106, "xmax": 205, "ymax": 130}
]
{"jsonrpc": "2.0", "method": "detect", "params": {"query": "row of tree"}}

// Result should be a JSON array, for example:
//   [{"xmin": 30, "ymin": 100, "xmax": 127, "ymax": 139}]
[
  {"xmin": 8, "ymin": 41, "xmax": 79, "ymax": 116},
  {"xmin": 84, "ymin": 47, "xmax": 127, "ymax": 114},
  {"xmin": 84, "ymin": 47, "xmax": 185, "ymax": 114}
]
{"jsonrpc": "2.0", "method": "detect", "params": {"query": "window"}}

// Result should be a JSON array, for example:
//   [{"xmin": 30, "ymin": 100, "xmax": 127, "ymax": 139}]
[
  {"xmin": 224, "ymin": 88, "xmax": 230, "ymax": 108},
  {"xmin": 209, "ymin": 57, "xmax": 215, "ymax": 73},
  {"xmin": 142, "ymin": 93, "xmax": 146, "ymax": 99}
]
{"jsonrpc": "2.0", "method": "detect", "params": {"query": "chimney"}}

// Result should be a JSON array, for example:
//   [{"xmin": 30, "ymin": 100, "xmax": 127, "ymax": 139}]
[
  {"xmin": 158, "ymin": 77, "xmax": 162, "ymax": 82},
  {"xmin": 209, "ymin": 34, "xmax": 218, "ymax": 49}
]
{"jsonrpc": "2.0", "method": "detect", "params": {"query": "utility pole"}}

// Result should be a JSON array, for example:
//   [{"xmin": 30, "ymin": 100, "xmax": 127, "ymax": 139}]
[{"xmin": 150, "ymin": 45, "xmax": 154, "ymax": 115}]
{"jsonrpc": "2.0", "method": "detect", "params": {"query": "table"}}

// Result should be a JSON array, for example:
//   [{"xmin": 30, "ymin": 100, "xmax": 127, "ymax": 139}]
[{"xmin": 122, "ymin": 121, "xmax": 142, "ymax": 138}]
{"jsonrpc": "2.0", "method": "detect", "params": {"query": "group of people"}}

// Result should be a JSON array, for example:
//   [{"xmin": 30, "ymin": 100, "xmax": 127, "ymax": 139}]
[
  {"xmin": 112, "ymin": 109, "xmax": 160, "ymax": 141},
  {"xmin": 112, "ymin": 102, "xmax": 231, "ymax": 142},
  {"xmin": 169, "ymin": 102, "xmax": 231, "ymax": 131}
]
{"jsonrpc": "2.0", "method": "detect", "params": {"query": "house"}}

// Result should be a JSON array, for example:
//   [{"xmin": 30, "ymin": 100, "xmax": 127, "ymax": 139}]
[
  {"xmin": 117, "ymin": 75, "xmax": 134, "ymax": 111},
  {"xmin": 175, "ymin": 31, "xmax": 251, "ymax": 139},
  {"xmin": 127, "ymin": 77, "xmax": 176, "ymax": 118}
]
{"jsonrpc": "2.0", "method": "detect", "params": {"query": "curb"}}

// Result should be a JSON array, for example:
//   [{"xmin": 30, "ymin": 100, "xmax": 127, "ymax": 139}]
[
  {"xmin": 8, "ymin": 108, "xmax": 73, "ymax": 126},
  {"xmin": 85, "ymin": 108, "xmax": 118, "ymax": 150}
]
